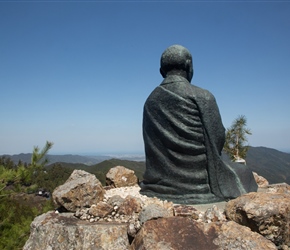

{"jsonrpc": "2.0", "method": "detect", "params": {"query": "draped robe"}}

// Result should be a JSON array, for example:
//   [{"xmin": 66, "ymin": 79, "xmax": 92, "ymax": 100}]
[{"xmin": 140, "ymin": 75, "xmax": 257, "ymax": 204}]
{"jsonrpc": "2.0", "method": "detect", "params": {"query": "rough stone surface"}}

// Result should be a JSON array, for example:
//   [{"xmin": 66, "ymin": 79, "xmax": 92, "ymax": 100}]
[
  {"xmin": 225, "ymin": 192, "xmax": 290, "ymax": 247},
  {"xmin": 106, "ymin": 166, "xmax": 138, "ymax": 188},
  {"xmin": 253, "ymin": 172, "xmax": 269, "ymax": 187},
  {"xmin": 89, "ymin": 202, "xmax": 114, "ymax": 218},
  {"xmin": 213, "ymin": 221, "xmax": 277, "ymax": 250},
  {"xmin": 23, "ymin": 211, "xmax": 131, "ymax": 250},
  {"xmin": 107, "ymin": 195, "xmax": 125, "ymax": 207},
  {"xmin": 139, "ymin": 203, "xmax": 174, "ymax": 225},
  {"xmin": 203, "ymin": 205, "xmax": 227, "ymax": 223},
  {"xmin": 118, "ymin": 195, "xmax": 142, "ymax": 216},
  {"xmin": 266, "ymin": 183, "xmax": 290, "ymax": 194},
  {"xmin": 132, "ymin": 217, "xmax": 276, "ymax": 250},
  {"xmin": 173, "ymin": 205, "xmax": 199, "ymax": 219},
  {"xmin": 52, "ymin": 170, "xmax": 105, "ymax": 212},
  {"xmin": 25, "ymin": 178, "xmax": 289, "ymax": 250}
]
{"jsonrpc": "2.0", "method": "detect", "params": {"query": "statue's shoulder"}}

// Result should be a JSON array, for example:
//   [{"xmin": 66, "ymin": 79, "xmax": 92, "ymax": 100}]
[{"xmin": 190, "ymin": 84, "xmax": 215, "ymax": 101}]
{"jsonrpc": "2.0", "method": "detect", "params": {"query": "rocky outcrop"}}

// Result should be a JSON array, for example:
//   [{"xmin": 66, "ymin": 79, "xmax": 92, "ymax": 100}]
[
  {"xmin": 52, "ymin": 170, "xmax": 105, "ymax": 212},
  {"xmin": 225, "ymin": 191, "xmax": 290, "ymax": 248},
  {"xmin": 106, "ymin": 166, "xmax": 138, "ymax": 188},
  {"xmin": 25, "ymin": 169, "xmax": 290, "ymax": 249},
  {"xmin": 132, "ymin": 217, "xmax": 277, "ymax": 250},
  {"xmin": 23, "ymin": 211, "xmax": 131, "ymax": 250},
  {"xmin": 24, "ymin": 208, "xmax": 277, "ymax": 250},
  {"xmin": 253, "ymin": 171, "xmax": 269, "ymax": 187}
]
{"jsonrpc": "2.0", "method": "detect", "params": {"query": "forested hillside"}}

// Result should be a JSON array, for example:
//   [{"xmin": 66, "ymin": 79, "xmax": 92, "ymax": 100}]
[
  {"xmin": 246, "ymin": 146, "xmax": 290, "ymax": 184},
  {"xmin": 3, "ymin": 146, "xmax": 290, "ymax": 187},
  {"xmin": 46, "ymin": 159, "xmax": 145, "ymax": 187}
]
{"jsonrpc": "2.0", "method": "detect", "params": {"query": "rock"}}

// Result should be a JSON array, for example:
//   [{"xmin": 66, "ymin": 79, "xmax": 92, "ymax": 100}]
[
  {"xmin": 52, "ymin": 170, "xmax": 105, "ymax": 212},
  {"xmin": 253, "ymin": 172, "xmax": 269, "ymax": 187},
  {"xmin": 213, "ymin": 221, "xmax": 277, "ymax": 250},
  {"xmin": 74, "ymin": 208, "xmax": 89, "ymax": 219},
  {"xmin": 107, "ymin": 195, "xmax": 125, "ymax": 207},
  {"xmin": 173, "ymin": 205, "xmax": 200, "ymax": 220},
  {"xmin": 203, "ymin": 205, "xmax": 227, "ymax": 223},
  {"xmin": 225, "ymin": 192, "xmax": 290, "ymax": 248},
  {"xmin": 139, "ymin": 203, "xmax": 173, "ymax": 225},
  {"xmin": 88, "ymin": 202, "xmax": 114, "ymax": 218},
  {"xmin": 132, "ymin": 217, "xmax": 276, "ymax": 250},
  {"xmin": 118, "ymin": 195, "xmax": 142, "ymax": 216},
  {"xmin": 25, "ymin": 176, "xmax": 290, "ymax": 249},
  {"xmin": 23, "ymin": 211, "xmax": 131, "ymax": 250},
  {"xmin": 266, "ymin": 183, "xmax": 290, "ymax": 194},
  {"xmin": 106, "ymin": 166, "xmax": 138, "ymax": 188}
]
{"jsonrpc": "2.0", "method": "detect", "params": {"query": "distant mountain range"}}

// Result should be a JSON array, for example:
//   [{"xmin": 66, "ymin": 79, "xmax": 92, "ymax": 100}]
[
  {"xmin": 0, "ymin": 153, "xmax": 144, "ymax": 165},
  {"xmin": 1, "ymin": 146, "xmax": 290, "ymax": 184}
]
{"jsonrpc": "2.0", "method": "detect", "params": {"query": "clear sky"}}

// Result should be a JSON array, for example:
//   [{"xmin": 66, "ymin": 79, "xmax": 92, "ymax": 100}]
[{"xmin": 1, "ymin": 1, "xmax": 290, "ymax": 155}]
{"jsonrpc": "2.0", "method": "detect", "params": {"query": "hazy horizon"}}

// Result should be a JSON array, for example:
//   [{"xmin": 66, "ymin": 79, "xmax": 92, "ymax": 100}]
[{"xmin": 1, "ymin": 145, "xmax": 290, "ymax": 156}]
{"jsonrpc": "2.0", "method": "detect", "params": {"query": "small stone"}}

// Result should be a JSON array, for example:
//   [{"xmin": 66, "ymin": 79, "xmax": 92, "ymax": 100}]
[
  {"xmin": 80, "ymin": 214, "xmax": 87, "ymax": 220},
  {"xmin": 135, "ymin": 220, "xmax": 141, "ymax": 230},
  {"xmin": 89, "ymin": 202, "xmax": 114, "ymax": 218},
  {"xmin": 118, "ymin": 195, "xmax": 142, "ymax": 216},
  {"xmin": 173, "ymin": 205, "xmax": 198, "ymax": 217},
  {"xmin": 128, "ymin": 223, "xmax": 136, "ymax": 237},
  {"xmin": 203, "ymin": 205, "xmax": 226, "ymax": 223}
]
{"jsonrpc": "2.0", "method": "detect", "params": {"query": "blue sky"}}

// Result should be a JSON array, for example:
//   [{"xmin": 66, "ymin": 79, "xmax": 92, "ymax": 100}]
[{"xmin": 1, "ymin": 1, "xmax": 289, "ymax": 155}]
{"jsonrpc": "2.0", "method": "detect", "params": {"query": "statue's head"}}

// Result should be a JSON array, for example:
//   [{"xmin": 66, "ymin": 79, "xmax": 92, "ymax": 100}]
[{"xmin": 160, "ymin": 45, "xmax": 194, "ymax": 82}]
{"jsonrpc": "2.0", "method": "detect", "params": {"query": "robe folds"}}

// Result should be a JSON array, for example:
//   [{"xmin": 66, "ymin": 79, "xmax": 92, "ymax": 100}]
[{"xmin": 140, "ymin": 75, "xmax": 257, "ymax": 204}]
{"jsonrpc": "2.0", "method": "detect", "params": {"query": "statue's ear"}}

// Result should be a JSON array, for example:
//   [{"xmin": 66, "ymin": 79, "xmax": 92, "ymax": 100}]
[
  {"xmin": 185, "ymin": 59, "xmax": 194, "ymax": 82},
  {"xmin": 160, "ymin": 68, "xmax": 166, "ymax": 78}
]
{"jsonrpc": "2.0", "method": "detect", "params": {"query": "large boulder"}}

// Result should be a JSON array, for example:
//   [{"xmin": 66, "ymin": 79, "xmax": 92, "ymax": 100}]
[
  {"xmin": 106, "ymin": 166, "xmax": 138, "ymax": 187},
  {"xmin": 225, "ymin": 192, "xmax": 290, "ymax": 248},
  {"xmin": 52, "ymin": 170, "xmax": 105, "ymax": 212},
  {"xmin": 23, "ymin": 211, "xmax": 131, "ymax": 250},
  {"xmin": 131, "ymin": 217, "xmax": 276, "ymax": 250}
]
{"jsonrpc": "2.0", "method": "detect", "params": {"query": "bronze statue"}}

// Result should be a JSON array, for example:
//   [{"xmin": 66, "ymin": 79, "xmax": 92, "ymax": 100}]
[{"xmin": 140, "ymin": 45, "xmax": 257, "ymax": 204}]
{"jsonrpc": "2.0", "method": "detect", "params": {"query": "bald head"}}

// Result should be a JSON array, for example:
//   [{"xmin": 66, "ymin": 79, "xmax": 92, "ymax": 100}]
[{"xmin": 160, "ymin": 45, "xmax": 194, "ymax": 82}]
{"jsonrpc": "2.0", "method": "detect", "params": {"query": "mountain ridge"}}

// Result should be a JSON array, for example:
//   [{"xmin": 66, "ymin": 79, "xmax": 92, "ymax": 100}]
[{"xmin": 1, "ymin": 146, "xmax": 289, "ymax": 184}]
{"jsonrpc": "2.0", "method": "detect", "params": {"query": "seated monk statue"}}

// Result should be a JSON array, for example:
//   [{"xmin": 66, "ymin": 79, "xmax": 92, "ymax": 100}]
[{"xmin": 140, "ymin": 44, "xmax": 257, "ymax": 204}]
